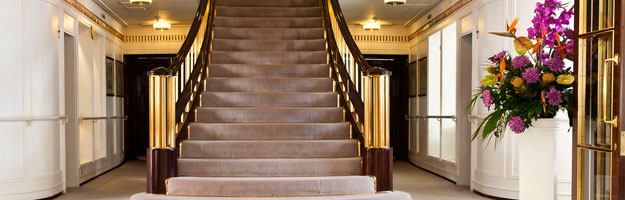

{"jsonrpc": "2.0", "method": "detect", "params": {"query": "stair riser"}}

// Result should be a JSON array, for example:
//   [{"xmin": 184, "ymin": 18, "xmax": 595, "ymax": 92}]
[
  {"xmin": 216, "ymin": 0, "xmax": 318, "ymax": 7},
  {"xmin": 216, "ymin": 17, "xmax": 323, "ymax": 28},
  {"xmin": 178, "ymin": 158, "xmax": 361, "ymax": 177},
  {"xmin": 214, "ymin": 27, "xmax": 324, "ymax": 40},
  {"xmin": 209, "ymin": 64, "xmax": 329, "ymax": 78},
  {"xmin": 195, "ymin": 108, "xmax": 343, "ymax": 123},
  {"xmin": 211, "ymin": 51, "xmax": 326, "ymax": 65},
  {"xmin": 181, "ymin": 140, "xmax": 358, "ymax": 158},
  {"xmin": 189, "ymin": 123, "xmax": 350, "ymax": 140},
  {"xmin": 201, "ymin": 92, "xmax": 338, "ymax": 107},
  {"xmin": 204, "ymin": 78, "xmax": 333, "ymax": 92},
  {"xmin": 216, "ymin": 7, "xmax": 322, "ymax": 18},
  {"xmin": 212, "ymin": 39, "xmax": 325, "ymax": 51}
]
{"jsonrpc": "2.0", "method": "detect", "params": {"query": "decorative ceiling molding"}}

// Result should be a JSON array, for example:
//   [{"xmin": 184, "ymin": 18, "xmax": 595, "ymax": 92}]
[
  {"xmin": 353, "ymin": 35, "xmax": 409, "ymax": 43},
  {"xmin": 124, "ymin": 35, "xmax": 187, "ymax": 42},
  {"xmin": 64, "ymin": 0, "xmax": 124, "ymax": 40},
  {"xmin": 407, "ymin": 0, "xmax": 472, "ymax": 41}
]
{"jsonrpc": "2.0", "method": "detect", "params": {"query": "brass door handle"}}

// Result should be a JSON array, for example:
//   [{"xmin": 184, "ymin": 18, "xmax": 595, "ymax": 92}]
[{"xmin": 603, "ymin": 54, "xmax": 619, "ymax": 128}]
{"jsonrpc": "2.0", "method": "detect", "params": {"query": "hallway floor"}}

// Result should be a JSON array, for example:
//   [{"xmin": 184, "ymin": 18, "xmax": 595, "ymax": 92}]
[{"xmin": 55, "ymin": 161, "xmax": 489, "ymax": 200}]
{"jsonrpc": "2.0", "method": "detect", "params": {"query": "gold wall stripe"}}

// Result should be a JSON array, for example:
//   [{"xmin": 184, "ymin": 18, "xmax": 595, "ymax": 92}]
[
  {"xmin": 64, "ymin": 0, "xmax": 124, "ymax": 40},
  {"xmin": 353, "ymin": 35, "xmax": 409, "ymax": 43},
  {"xmin": 124, "ymin": 35, "xmax": 187, "ymax": 42},
  {"xmin": 408, "ymin": 0, "xmax": 472, "ymax": 41}
]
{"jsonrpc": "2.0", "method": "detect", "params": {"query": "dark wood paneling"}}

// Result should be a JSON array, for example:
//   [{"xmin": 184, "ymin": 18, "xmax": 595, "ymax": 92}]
[{"xmin": 363, "ymin": 148, "xmax": 393, "ymax": 192}]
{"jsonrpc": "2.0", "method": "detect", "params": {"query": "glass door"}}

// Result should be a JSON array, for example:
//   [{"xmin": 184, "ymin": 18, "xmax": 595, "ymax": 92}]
[
  {"xmin": 427, "ymin": 22, "xmax": 457, "ymax": 163},
  {"xmin": 575, "ymin": 0, "xmax": 623, "ymax": 199}
]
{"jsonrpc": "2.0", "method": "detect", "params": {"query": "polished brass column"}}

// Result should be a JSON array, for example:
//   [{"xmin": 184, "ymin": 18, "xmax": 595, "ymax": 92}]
[
  {"xmin": 147, "ymin": 67, "xmax": 177, "ymax": 194},
  {"xmin": 363, "ymin": 67, "xmax": 391, "ymax": 148}
]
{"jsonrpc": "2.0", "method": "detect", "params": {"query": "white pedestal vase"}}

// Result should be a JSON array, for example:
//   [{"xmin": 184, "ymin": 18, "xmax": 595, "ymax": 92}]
[{"xmin": 518, "ymin": 118, "xmax": 567, "ymax": 200}]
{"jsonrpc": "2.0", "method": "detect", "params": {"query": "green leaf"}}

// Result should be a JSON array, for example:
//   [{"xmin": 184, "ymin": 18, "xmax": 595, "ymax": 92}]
[{"xmin": 482, "ymin": 110, "xmax": 504, "ymax": 140}]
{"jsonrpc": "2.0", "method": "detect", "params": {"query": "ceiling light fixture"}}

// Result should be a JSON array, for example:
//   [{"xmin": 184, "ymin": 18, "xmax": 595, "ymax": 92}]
[
  {"xmin": 384, "ymin": 0, "xmax": 406, "ymax": 6},
  {"xmin": 153, "ymin": 17, "xmax": 171, "ymax": 31},
  {"xmin": 130, "ymin": 0, "xmax": 152, "ymax": 5},
  {"xmin": 363, "ymin": 18, "xmax": 381, "ymax": 31}
]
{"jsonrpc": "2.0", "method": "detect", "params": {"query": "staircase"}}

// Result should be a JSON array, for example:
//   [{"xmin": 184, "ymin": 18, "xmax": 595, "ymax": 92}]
[{"xmin": 132, "ymin": 0, "xmax": 411, "ymax": 199}]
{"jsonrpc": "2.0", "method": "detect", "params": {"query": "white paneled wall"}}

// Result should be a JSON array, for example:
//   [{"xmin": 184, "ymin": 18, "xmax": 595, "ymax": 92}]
[{"xmin": 0, "ymin": 0, "xmax": 125, "ymax": 198}]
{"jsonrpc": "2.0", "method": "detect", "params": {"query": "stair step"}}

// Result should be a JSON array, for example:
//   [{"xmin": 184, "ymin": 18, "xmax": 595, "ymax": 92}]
[
  {"xmin": 214, "ymin": 27, "xmax": 324, "ymax": 40},
  {"xmin": 212, "ymin": 39, "xmax": 325, "ymax": 51},
  {"xmin": 215, "ymin": 17, "xmax": 323, "ymax": 28},
  {"xmin": 178, "ymin": 157, "xmax": 361, "ymax": 177},
  {"xmin": 216, "ymin": 0, "xmax": 318, "ymax": 7},
  {"xmin": 132, "ymin": 191, "xmax": 413, "ymax": 200},
  {"xmin": 201, "ymin": 92, "xmax": 338, "ymax": 107},
  {"xmin": 209, "ymin": 64, "xmax": 329, "ymax": 78},
  {"xmin": 166, "ymin": 176, "xmax": 374, "ymax": 197},
  {"xmin": 216, "ymin": 6, "xmax": 322, "ymax": 18},
  {"xmin": 189, "ymin": 122, "xmax": 350, "ymax": 140},
  {"xmin": 195, "ymin": 107, "xmax": 343, "ymax": 123},
  {"xmin": 181, "ymin": 139, "xmax": 358, "ymax": 158},
  {"xmin": 211, "ymin": 51, "xmax": 326, "ymax": 65},
  {"xmin": 204, "ymin": 78, "xmax": 333, "ymax": 92}
]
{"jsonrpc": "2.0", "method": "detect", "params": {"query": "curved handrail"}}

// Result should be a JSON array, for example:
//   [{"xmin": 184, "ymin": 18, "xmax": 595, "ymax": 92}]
[
  {"xmin": 168, "ymin": 0, "xmax": 210, "ymax": 72},
  {"xmin": 326, "ymin": 0, "xmax": 372, "ymax": 73},
  {"xmin": 147, "ymin": 0, "xmax": 216, "ymax": 146}
]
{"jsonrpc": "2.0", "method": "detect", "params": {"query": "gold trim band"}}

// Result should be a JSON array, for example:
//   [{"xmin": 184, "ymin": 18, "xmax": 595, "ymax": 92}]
[
  {"xmin": 64, "ymin": 0, "xmax": 124, "ymax": 40},
  {"xmin": 408, "ymin": 0, "xmax": 472, "ymax": 41}
]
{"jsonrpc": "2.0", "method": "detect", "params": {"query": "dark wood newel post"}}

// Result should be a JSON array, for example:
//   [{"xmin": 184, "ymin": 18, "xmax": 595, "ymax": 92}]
[
  {"xmin": 146, "ymin": 67, "xmax": 177, "ymax": 194},
  {"xmin": 362, "ymin": 67, "xmax": 393, "ymax": 192}
]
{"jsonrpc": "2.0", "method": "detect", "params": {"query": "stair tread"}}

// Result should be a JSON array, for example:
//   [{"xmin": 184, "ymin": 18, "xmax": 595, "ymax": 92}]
[
  {"xmin": 180, "ymin": 139, "xmax": 358, "ymax": 158},
  {"xmin": 165, "ymin": 176, "xmax": 375, "ymax": 197},
  {"xmin": 132, "ymin": 191, "xmax": 412, "ymax": 200}
]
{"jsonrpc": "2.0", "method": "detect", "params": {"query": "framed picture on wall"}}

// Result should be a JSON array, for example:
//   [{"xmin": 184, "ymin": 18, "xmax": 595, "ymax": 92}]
[
  {"xmin": 417, "ymin": 57, "xmax": 427, "ymax": 97},
  {"xmin": 115, "ymin": 60, "xmax": 124, "ymax": 97},
  {"xmin": 408, "ymin": 61, "xmax": 417, "ymax": 97},
  {"xmin": 106, "ymin": 57, "xmax": 115, "ymax": 96}
]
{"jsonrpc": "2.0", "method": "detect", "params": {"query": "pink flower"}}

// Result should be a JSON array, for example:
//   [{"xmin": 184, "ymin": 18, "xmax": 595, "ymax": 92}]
[
  {"xmin": 522, "ymin": 67, "xmax": 540, "ymax": 84},
  {"xmin": 482, "ymin": 90, "xmax": 494, "ymax": 108},
  {"xmin": 545, "ymin": 88, "xmax": 563, "ymax": 106},
  {"xmin": 512, "ymin": 55, "xmax": 531, "ymax": 69},
  {"xmin": 508, "ymin": 116, "xmax": 526, "ymax": 134},
  {"xmin": 546, "ymin": 58, "xmax": 564, "ymax": 72}
]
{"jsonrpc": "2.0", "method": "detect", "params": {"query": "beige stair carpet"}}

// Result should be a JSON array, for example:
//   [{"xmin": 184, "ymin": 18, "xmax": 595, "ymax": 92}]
[{"xmin": 133, "ymin": 0, "xmax": 410, "ymax": 199}]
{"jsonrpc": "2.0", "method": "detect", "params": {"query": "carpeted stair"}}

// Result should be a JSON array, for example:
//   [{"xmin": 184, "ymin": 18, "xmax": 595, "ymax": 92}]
[{"xmin": 132, "ymin": 0, "xmax": 410, "ymax": 199}]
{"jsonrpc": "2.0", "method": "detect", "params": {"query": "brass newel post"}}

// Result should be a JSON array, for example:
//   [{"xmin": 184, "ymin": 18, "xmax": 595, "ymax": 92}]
[
  {"xmin": 363, "ymin": 67, "xmax": 393, "ymax": 192},
  {"xmin": 147, "ymin": 67, "xmax": 177, "ymax": 194}
]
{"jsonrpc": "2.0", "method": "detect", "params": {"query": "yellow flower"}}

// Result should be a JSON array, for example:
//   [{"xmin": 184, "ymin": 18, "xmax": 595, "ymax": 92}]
[
  {"xmin": 542, "ymin": 73, "xmax": 555, "ymax": 83},
  {"xmin": 511, "ymin": 76, "xmax": 524, "ymax": 88},
  {"xmin": 481, "ymin": 74, "xmax": 498, "ymax": 86},
  {"xmin": 486, "ymin": 65, "xmax": 496, "ymax": 74},
  {"xmin": 556, "ymin": 74, "xmax": 575, "ymax": 85}
]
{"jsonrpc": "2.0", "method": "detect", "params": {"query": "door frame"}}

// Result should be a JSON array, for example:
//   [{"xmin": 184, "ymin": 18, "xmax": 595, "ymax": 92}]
[{"xmin": 573, "ymin": 0, "xmax": 624, "ymax": 199}]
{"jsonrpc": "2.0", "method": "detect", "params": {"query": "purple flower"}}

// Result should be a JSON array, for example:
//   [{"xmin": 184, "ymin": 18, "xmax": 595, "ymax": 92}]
[
  {"xmin": 565, "ymin": 41, "xmax": 574, "ymax": 54},
  {"xmin": 527, "ymin": 0, "xmax": 574, "ymax": 47},
  {"xmin": 522, "ymin": 67, "xmax": 540, "ymax": 84},
  {"xmin": 546, "ymin": 58, "xmax": 565, "ymax": 72},
  {"xmin": 489, "ymin": 51, "xmax": 507, "ymax": 62},
  {"xmin": 512, "ymin": 55, "xmax": 531, "ymax": 69},
  {"xmin": 545, "ymin": 88, "xmax": 563, "ymax": 106},
  {"xmin": 482, "ymin": 90, "xmax": 494, "ymax": 108},
  {"xmin": 508, "ymin": 116, "xmax": 526, "ymax": 134}
]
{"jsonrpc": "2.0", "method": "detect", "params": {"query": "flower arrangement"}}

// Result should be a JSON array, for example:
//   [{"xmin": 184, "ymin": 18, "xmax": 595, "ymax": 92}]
[{"xmin": 467, "ymin": 0, "xmax": 575, "ymax": 141}]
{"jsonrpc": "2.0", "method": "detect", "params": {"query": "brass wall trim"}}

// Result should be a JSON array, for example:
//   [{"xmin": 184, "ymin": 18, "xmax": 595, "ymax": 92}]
[
  {"xmin": 64, "ymin": 0, "xmax": 124, "ymax": 40},
  {"xmin": 353, "ymin": 35, "xmax": 409, "ymax": 43},
  {"xmin": 125, "ymin": 35, "xmax": 187, "ymax": 42},
  {"xmin": 407, "ymin": 0, "xmax": 472, "ymax": 41}
]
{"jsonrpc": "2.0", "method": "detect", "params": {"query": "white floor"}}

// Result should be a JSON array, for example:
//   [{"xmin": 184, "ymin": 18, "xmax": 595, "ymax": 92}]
[{"xmin": 55, "ymin": 160, "xmax": 490, "ymax": 200}]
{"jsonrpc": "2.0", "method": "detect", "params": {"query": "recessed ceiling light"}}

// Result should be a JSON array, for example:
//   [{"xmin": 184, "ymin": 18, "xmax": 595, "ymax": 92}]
[
  {"xmin": 384, "ymin": 0, "xmax": 406, "ymax": 6},
  {"xmin": 130, "ymin": 0, "xmax": 151, "ymax": 5},
  {"xmin": 363, "ymin": 19, "xmax": 381, "ymax": 31},
  {"xmin": 153, "ymin": 17, "xmax": 170, "ymax": 31}
]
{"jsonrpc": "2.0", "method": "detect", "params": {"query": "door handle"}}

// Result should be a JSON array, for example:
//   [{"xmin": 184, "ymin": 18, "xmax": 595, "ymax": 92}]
[
  {"xmin": 603, "ymin": 54, "xmax": 619, "ymax": 128},
  {"xmin": 621, "ymin": 131, "xmax": 625, "ymax": 156}
]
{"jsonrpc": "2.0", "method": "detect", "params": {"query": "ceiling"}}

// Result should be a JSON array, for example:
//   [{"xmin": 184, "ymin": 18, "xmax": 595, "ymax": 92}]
[
  {"xmin": 339, "ymin": 0, "xmax": 439, "ymax": 27},
  {"xmin": 99, "ymin": 0, "xmax": 438, "ymax": 28},
  {"xmin": 98, "ymin": 0, "xmax": 200, "ymax": 27}
]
